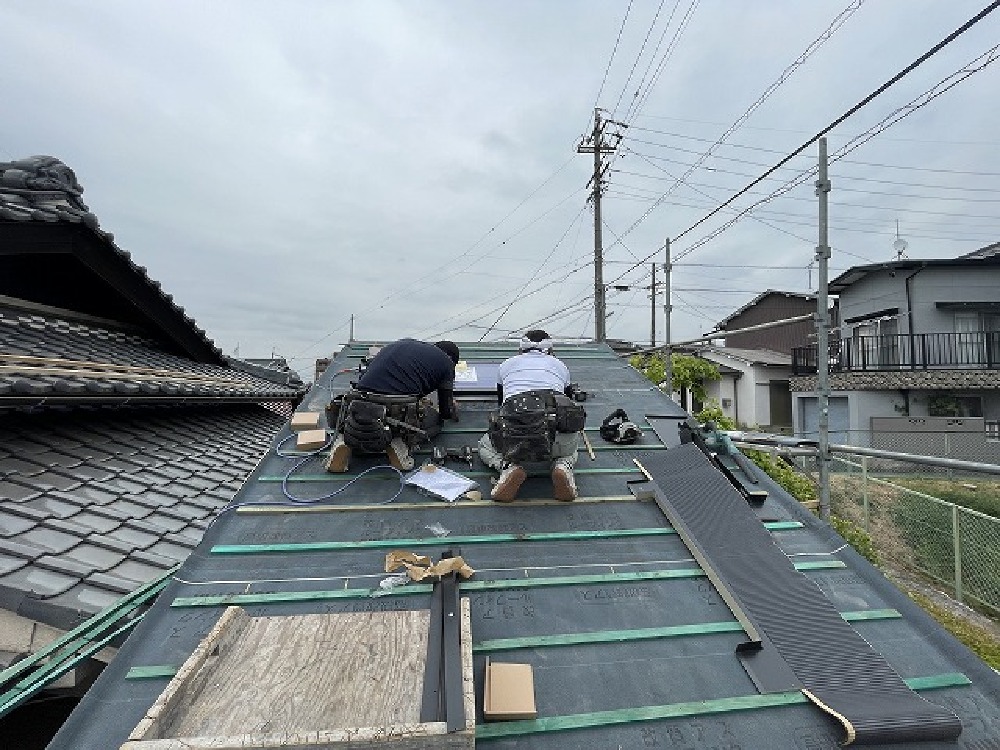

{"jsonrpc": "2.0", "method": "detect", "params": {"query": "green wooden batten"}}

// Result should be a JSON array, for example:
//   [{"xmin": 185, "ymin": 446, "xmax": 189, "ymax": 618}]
[
  {"xmin": 124, "ymin": 608, "xmax": 903, "ymax": 681},
  {"xmin": 209, "ymin": 522, "xmax": 804, "ymax": 555},
  {"xmin": 474, "ymin": 673, "xmax": 972, "ymax": 741},
  {"xmin": 472, "ymin": 609, "xmax": 902, "ymax": 653},
  {"xmin": 170, "ymin": 561, "xmax": 845, "ymax": 609}
]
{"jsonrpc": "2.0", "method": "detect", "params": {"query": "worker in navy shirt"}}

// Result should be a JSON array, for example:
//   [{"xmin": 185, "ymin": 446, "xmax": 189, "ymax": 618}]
[{"xmin": 328, "ymin": 339, "xmax": 459, "ymax": 472}]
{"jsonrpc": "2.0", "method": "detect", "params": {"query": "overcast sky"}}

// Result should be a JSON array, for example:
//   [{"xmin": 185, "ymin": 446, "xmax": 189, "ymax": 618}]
[{"xmin": 2, "ymin": 1, "xmax": 998, "ymax": 374}]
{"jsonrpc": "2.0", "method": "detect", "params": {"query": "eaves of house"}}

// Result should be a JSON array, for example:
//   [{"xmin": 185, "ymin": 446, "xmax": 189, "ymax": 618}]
[{"xmin": 47, "ymin": 341, "xmax": 1000, "ymax": 748}]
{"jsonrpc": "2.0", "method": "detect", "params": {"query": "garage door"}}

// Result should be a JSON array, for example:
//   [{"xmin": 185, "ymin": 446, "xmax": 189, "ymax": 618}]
[{"xmin": 799, "ymin": 396, "xmax": 849, "ymax": 443}]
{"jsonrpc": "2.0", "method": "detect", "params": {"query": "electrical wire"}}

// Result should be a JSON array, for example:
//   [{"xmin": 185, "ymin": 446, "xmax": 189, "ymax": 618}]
[
  {"xmin": 602, "ymin": 0, "xmax": 1000, "ymax": 268},
  {"xmin": 611, "ymin": 0, "xmax": 668, "ymax": 119},
  {"xmin": 593, "ymin": 0, "xmax": 635, "ymax": 112}
]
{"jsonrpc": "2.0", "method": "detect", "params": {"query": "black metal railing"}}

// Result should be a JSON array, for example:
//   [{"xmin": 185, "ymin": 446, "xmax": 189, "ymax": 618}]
[{"xmin": 792, "ymin": 332, "xmax": 1000, "ymax": 375}]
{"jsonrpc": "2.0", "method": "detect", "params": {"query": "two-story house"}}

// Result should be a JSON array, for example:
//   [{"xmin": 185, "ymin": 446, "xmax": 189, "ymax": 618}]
[
  {"xmin": 790, "ymin": 243, "xmax": 1000, "ymax": 454},
  {"xmin": 686, "ymin": 291, "xmax": 814, "ymax": 430}
]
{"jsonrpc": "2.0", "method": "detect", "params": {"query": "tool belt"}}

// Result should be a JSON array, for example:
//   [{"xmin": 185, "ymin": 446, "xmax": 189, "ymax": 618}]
[
  {"xmin": 338, "ymin": 389, "xmax": 424, "ymax": 454},
  {"xmin": 488, "ymin": 389, "xmax": 586, "ymax": 464}
]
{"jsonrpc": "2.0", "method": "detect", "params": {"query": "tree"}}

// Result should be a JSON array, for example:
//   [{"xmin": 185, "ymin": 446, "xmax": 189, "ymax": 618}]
[{"xmin": 629, "ymin": 352, "xmax": 721, "ymax": 403}]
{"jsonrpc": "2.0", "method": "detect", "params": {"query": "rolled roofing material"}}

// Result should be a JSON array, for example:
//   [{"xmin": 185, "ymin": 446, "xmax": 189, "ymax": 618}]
[{"xmin": 638, "ymin": 443, "xmax": 962, "ymax": 745}]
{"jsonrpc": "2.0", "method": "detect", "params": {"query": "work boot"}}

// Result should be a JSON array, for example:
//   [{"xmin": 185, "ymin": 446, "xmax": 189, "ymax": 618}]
[
  {"xmin": 551, "ymin": 461, "xmax": 577, "ymax": 501},
  {"xmin": 387, "ymin": 437, "xmax": 414, "ymax": 471},
  {"xmin": 491, "ymin": 464, "xmax": 527, "ymax": 503},
  {"xmin": 326, "ymin": 435, "xmax": 351, "ymax": 473}
]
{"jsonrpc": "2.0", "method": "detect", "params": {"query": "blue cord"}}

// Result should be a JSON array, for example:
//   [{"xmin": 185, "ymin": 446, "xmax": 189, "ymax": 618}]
[{"xmin": 207, "ymin": 427, "xmax": 406, "ymax": 527}]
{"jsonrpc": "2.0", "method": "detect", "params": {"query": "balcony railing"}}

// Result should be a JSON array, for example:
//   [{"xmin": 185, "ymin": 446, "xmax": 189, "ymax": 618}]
[{"xmin": 792, "ymin": 332, "xmax": 1000, "ymax": 375}]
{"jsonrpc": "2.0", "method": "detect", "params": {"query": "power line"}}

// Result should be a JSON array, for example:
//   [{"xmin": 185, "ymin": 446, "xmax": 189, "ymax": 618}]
[
  {"xmin": 627, "ymin": 0, "xmax": 701, "ymax": 121},
  {"xmin": 620, "ymin": 0, "xmax": 683, "ymax": 124},
  {"xmin": 608, "ymin": 0, "xmax": 1000, "ymax": 262},
  {"xmin": 611, "ymin": 0, "xmax": 669, "ymax": 119},
  {"xmin": 593, "ymin": 0, "xmax": 635, "ymax": 111}
]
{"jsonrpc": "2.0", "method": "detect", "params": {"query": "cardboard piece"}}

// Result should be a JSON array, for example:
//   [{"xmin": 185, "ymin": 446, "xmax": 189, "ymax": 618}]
[
  {"xmin": 296, "ymin": 429, "xmax": 328, "ymax": 451},
  {"xmin": 291, "ymin": 411, "xmax": 321, "ymax": 432},
  {"xmin": 484, "ymin": 658, "xmax": 537, "ymax": 721}
]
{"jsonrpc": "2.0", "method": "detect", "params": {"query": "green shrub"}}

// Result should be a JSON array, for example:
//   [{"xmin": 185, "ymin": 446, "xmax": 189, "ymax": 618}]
[{"xmin": 744, "ymin": 449, "xmax": 816, "ymax": 504}]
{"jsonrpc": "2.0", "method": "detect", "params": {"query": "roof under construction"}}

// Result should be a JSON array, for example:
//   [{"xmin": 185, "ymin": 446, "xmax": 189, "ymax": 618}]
[{"xmin": 48, "ymin": 341, "xmax": 1000, "ymax": 748}]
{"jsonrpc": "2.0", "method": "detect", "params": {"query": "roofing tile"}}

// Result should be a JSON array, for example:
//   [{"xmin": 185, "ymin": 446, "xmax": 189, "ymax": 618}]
[
  {"xmin": 19, "ymin": 527, "xmax": 81, "ymax": 554},
  {"xmin": 0, "ymin": 457, "xmax": 47, "ymax": 476},
  {"xmin": 21, "ymin": 496, "xmax": 83, "ymax": 519},
  {"xmin": 0, "ymin": 535, "xmax": 51, "ymax": 561},
  {"xmin": 55, "ymin": 584, "xmax": 124, "ymax": 613},
  {"xmin": 0, "ymin": 482, "xmax": 39, "ymax": 500},
  {"xmin": 62, "ymin": 544, "xmax": 125, "ymax": 572},
  {"xmin": 0, "ymin": 566, "xmax": 77, "ymax": 598},
  {"xmin": 36, "ymin": 554, "xmax": 99, "ymax": 579},
  {"xmin": 0, "ymin": 552, "xmax": 27, "ymax": 576},
  {"xmin": 84, "ymin": 572, "xmax": 137, "ymax": 596},
  {"xmin": 0, "ymin": 511, "xmax": 33, "ymax": 537},
  {"xmin": 107, "ymin": 526, "xmax": 158, "ymax": 550},
  {"xmin": 70, "ymin": 513, "xmax": 121, "ymax": 534},
  {"xmin": 26, "ymin": 471, "xmax": 81, "ymax": 492},
  {"xmin": 106, "ymin": 559, "xmax": 166, "ymax": 585}
]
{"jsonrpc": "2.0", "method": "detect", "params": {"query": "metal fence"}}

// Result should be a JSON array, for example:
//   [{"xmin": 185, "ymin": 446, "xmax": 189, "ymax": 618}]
[
  {"xmin": 797, "ymin": 428, "xmax": 1000, "ymax": 468},
  {"xmin": 823, "ymin": 453, "xmax": 1000, "ymax": 616}
]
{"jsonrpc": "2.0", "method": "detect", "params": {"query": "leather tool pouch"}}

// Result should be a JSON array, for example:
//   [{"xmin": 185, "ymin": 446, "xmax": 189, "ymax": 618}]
[
  {"xmin": 553, "ymin": 393, "xmax": 587, "ymax": 433},
  {"xmin": 343, "ymin": 399, "xmax": 392, "ymax": 453},
  {"xmin": 495, "ymin": 391, "xmax": 553, "ymax": 464}
]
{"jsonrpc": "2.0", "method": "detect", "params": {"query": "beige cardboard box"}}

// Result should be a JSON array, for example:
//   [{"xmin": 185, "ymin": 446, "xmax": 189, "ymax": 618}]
[
  {"xmin": 290, "ymin": 411, "xmax": 321, "ymax": 432},
  {"xmin": 296, "ymin": 429, "xmax": 327, "ymax": 452},
  {"xmin": 484, "ymin": 658, "xmax": 537, "ymax": 721}
]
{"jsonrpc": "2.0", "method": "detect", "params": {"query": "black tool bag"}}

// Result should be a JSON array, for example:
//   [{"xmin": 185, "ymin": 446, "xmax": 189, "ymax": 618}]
[
  {"xmin": 491, "ymin": 391, "xmax": 553, "ymax": 464},
  {"xmin": 343, "ymin": 399, "xmax": 392, "ymax": 453},
  {"xmin": 552, "ymin": 393, "xmax": 587, "ymax": 433}
]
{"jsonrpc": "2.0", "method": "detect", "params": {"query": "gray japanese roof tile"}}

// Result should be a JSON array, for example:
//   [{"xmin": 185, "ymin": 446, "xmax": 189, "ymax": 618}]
[
  {"xmin": 0, "ymin": 510, "xmax": 34, "ymax": 537},
  {"xmin": 31, "ymin": 450, "xmax": 85, "ymax": 469},
  {"xmin": 25, "ymin": 471, "xmax": 81, "ymax": 493},
  {"xmin": 0, "ymin": 552, "xmax": 27, "ymax": 576},
  {"xmin": 0, "ymin": 480, "xmax": 41, "ymax": 502},
  {"xmin": 61, "ymin": 544, "xmax": 124, "ymax": 572},
  {"xmin": 0, "ymin": 566, "xmax": 78, "ymax": 598},
  {"xmin": 18, "ymin": 527, "xmax": 80, "ymax": 555},
  {"xmin": 69, "ymin": 513, "xmax": 121, "ymax": 534},
  {"xmin": 84, "ymin": 572, "xmax": 136, "ymax": 596},
  {"xmin": 21, "ymin": 496, "xmax": 84, "ymax": 519},
  {"xmin": 105, "ymin": 559, "xmax": 164, "ymax": 586},
  {"xmin": 0, "ymin": 401, "xmax": 284, "ymax": 630},
  {"xmin": 35, "ymin": 554, "xmax": 99, "ymax": 579}
]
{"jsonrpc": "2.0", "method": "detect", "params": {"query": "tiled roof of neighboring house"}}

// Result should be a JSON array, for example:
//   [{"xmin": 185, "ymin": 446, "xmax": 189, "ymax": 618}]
[
  {"xmin": 0, "ymin": 304, "xmax": 304, "ymax": 406},
  {"xmin": 0, "ymin": 155, "xmax": 306, "ymax": 676},
  {"xmin": 714, "ymin": 290, "xmax": 814, "ymax": 329},
  {"xmin": 0, "ymin": 404, "xmax": 284, "ymax": 633},
  {"xmin": 694, "ymin": 344, "xmax": 792, "ymax": 367},
  {"xmin": 830, "ymin": 240, "xmax": 1000, "ymax": 293}
]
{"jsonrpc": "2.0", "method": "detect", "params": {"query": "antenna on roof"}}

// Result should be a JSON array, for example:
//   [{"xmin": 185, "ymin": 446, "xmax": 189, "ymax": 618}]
[{"xmin": 893, "ymin": 220, "xmax": 909, "ymax": 260}]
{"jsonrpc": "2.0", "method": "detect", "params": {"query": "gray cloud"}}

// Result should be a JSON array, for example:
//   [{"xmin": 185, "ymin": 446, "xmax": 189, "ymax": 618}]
[{"xmin": 2, "ymin": 0, "xmax": 997, "ymax": 374}]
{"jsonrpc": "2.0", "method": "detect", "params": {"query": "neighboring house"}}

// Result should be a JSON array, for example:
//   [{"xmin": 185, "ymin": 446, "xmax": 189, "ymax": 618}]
[
  {"xmin": 681, "ymin": 290, "xmax": 811, "ymax": 430},
  {"xmin": 0, "ymin": 156, "xmax": 307, "ymax": 728},
  {"xmin": 712, "ymin": 289, "xmax": 815, "ymax": 354},
  {"xmin": 790, "ymin": 243, "xmax": 1000, "ymax": 454},
  {"xmin": 688, "ymin": 345, "xmax": 794, "ymax": 431}
]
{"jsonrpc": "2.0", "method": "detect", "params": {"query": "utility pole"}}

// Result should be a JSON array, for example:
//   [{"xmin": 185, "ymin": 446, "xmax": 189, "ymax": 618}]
[
  {"xmin": 816, "ymin": 138, "xmax": 832, "ymax": 521},
  {"xmin": 349, "ymin": 314, "xmax": 355, "ymax": 343},
  {"xmin": 650, "ymin": 262, "xmax": 657, "ymax": 347},
  {"xmin": 663, "ymin": 239, "xmax": 673, "ymax": 398},
  {"xmin": 577, "ymin": 108, "xmax": 621, "ymax": 342}
]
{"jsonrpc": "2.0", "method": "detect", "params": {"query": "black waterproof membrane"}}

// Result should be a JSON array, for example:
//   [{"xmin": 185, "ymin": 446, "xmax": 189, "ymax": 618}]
[{"xmin": 637, "ymin": 444, "xmax": 963, "ymax": 746}]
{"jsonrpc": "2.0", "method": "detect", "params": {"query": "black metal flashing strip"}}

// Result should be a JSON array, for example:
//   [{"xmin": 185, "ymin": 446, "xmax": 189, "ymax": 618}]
[
  {"xmin": 419, "ymin": 576, "xmax": 444, "ymax": 724},
  {"xmin": 440, "ymin": 564, "xmax": 465, "ymax": 733},
  {"xmin": 635, "ymin": 444, "xmax": 962, "ymax": 745}
]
